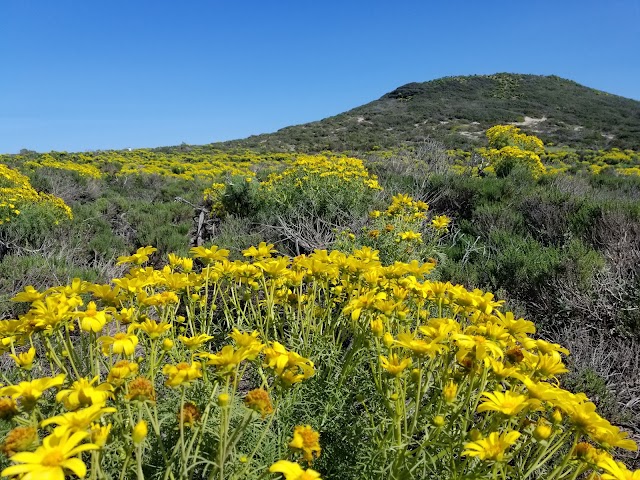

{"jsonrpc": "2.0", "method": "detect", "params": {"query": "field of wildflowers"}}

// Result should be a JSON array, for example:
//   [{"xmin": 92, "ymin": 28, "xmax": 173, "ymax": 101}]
[{"xmin": 1, "ymin": 130, "xmax": 640, "ymax": 479}]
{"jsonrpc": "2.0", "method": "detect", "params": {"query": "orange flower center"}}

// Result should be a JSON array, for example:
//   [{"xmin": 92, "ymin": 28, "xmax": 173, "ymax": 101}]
[{"xmin": 42, "ymin": 449, "xmax": 64, "ymax": 466}]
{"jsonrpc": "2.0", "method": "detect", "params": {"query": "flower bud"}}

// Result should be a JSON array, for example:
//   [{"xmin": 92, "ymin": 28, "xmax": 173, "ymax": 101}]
[
  {"xmin": 443, "ymin": 380, "xmax": 458, "ymax": 403},
  {"xmin": 218, "ymin": 393, "xmax": 230, "ymax": 407},
  {"xmin": 162, "ymin": 338, "xmax": 174, "ymax": 351},
  {"xmin": 132, "ymin": 420, "xmax": 148, "ymax": 444},
  {"xmin": 370, "ymin": 319, "xmax": 384, "ymax": 337},
  {"xmin": 432, "ymin": 415, "xmax": 446, "ymax": 427},
  {"xmin": 533, "ymin": 422, "xmax": 552, "ymax": 441}
]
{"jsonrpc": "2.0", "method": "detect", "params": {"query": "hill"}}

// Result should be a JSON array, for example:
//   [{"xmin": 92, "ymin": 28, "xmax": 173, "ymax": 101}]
[{"xmin": 213, "ymin": 73, "xmax": 640, "ymax": 152}]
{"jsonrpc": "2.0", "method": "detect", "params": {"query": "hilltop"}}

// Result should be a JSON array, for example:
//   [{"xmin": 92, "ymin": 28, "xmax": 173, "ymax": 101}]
[{"xmin": 211, "ymin": 73, "xmax": 640, "ymax": 152}]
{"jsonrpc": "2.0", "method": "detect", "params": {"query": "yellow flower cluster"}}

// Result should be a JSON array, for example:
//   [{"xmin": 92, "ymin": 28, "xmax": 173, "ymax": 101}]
[
  {"xmin": 486, "ymin": 124, "xmax": 544, "ymax": 154},
  {"xmin": 0, "ymin": 239, "xmax": 636, "ymax": 478},
  {"xmin": 478, "ymin": 145, "xmax": 547, "ymax": 178},
  {"xmin": 1, "ymin": 149, "xmax": 299, "ymax": 184},
  {"xmin": 0, "ymin": 163, "xmax": 73, "ymax": 225},
  {"xmin": 260, "ymin": 155, "xmax": 382, "ymax": 193},
  {"xmin": 24, "ymin": 153, "xmax": 102, "ymax": 179}
]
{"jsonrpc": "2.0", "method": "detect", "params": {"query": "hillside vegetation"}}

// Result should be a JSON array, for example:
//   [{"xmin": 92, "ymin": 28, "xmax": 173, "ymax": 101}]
[
  {"xmin": 215, "ymin": 73, "xmax": 640, "ymax": 152},
  {"xmin": 2, "ymin": 77, "xmax": 640, "ymax": 479}
]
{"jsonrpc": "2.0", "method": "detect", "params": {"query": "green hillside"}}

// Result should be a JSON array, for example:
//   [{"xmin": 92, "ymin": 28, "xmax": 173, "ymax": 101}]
[{"xmin": 214, "ymin": 73, "xmax": 640, "ymax": 152}]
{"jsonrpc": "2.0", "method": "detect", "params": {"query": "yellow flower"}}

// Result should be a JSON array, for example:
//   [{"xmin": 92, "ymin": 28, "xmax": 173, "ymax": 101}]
[
  {"xmin": 117, "ymin": 246, "xmax": 157, "ymax": 265},
  {"xmin": 263, "ymin": 342, "xmax": 315, "ymax": 386},
  {"xmin": 0, "ymin": 397, "xmax": 19, "ymax": 419},
  {"xmin": 76, "ymin": 301, "xmax": 110, "ymax": 333},
  {"xmin": 11, "ymin": 286, "xmax": 43, "ymax": 303},
  {"xmin": 229, "ymin": 329, "xmax": 264, "ymax": 360},
  {"xmin": 189, "ymin": 245, "xmax": 230, "ymax": 264},
  {"xmin": 370, "ymin": 318, "xmax": 384, "ymax": 337},
  {"xmin": 162, "ymin": 362, "xmax": 202, "ymax": 388},
  {"xmin": 0, "ymin": 374, "xmax": 66, "ymax": 409},
  {"xmin": 1, "ymin": 430, "xmax": 98, "ymax": 480},
  {"xmin": 289, "ymin": 425, "xmax": 321, "ymax": 462},
  {"xmin": 431, "ymin": 215, "xmax": 451, "ymax": 230},
  {"xmin": 477, "ymin": 390, "xmax": 530, "ymax": 416},
  {"xmin": 397, "ymin": 230, "xmax": 422, "ymax": 242},
  {"xmin": 533, "ymin": 421, "xmax": 553, "ymax": 441},
  {"xmin": 524, "ymin": 351, "xmax": 568, "ymax": 379},
  {"xmin": 98, "ymin": 327, "xmax": 139, "ymax": 356},
  {"xmin": 132, "ymin": 420, "xmax": 148, "ymax": 444},
  {"xmin": 462, "ymin": 430, "xmax": 521, "ymax": 462},
  {"xmin": 90, "ymin": 423, "xmax": 111, "ymax": 448},
  {"xmin": 395, "ymin": 332, "xmax": 447, "ymax": 358},
  {"xmin": 107, "ymin": 360, "xmax": 139, "ymax": 384},
  {"xmin": 443, "ymin": 380, "xmax": 458, "ymax": 403},
  {"xmin": 244, "ymin": 389, "xmax": 274, "ymax": 417},
  {"xmin": 9, "ymin": 347, "xmax": 36, "ymax": 370},
  {"xmin": 135, "ymin": 319, "xmax": 171, "ymax": 339},
  {"xmin": 199, "ymin": 345, "xmax": 246, "ymax": 374},
  {"xmin": 243, "ymin": 242, "xmax": 277, "ymax": 260},
  {"xmin": 41, "ymin": 404, "xmax": 117, "ymax": 436},
  {"xmin": 1, "ymin": 427, "xmax": 38, "ymax": 457},
  {"xmin": 269, "ymin": 460, "xmax": 322, "ymax": 479},
  {"xmin": 598, "ymin": 454, "xmax": 640, "ymax": 480},
  {"xmin": 454, "ymin": 334, "xmax": 504, "ymax": 362},
  {"xmin": 126, "ymin": 377, "xmax": 156, "ymax": 403},
  {"xmin": 179, "ymin": 333, "xmax": 213, "ymax": 350},
  {"xmin": 56, "ymin": 377, "xmax": 114, "ymax": 411},
  {"xmin": 379, "ymin": 354, "xmax": 412, "ymax": 376}
]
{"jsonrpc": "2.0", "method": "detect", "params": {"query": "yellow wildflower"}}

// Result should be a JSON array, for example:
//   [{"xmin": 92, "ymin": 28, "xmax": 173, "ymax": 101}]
[
  {"xmin": 179, "ymin": 333, "xmax": 213, "ymax": 350},
  {"xmin": 269, "ymin": 460, "xmax": 322, "ymax": 479},
  {"xmin": 162, "ymin": 362, "xmax": 202, "ymax": 388},
  {"xmin": 189, "ymin": 245, "xmax": 230, "ymax": 263},
  {"xmin": 244, "ymin": 389, "xmax": 274, "ymax": 417},
  {"xmin": 90, "ymin": 423, "xmax": 111, "ymax": 448},
  {"xmin": 107, "ymin": 360, "xmax": 139, "ymax": 384},
  {"xmin": 41, "ymin": 404, "xmax": 117, "ymax": 436},
  {"xmin": 431, "ymin": 215, "xmax": 451, "ymax": 230},
  {"xmin": 1, "ymin": 430, "xmax": 98, "ymax": 480},
  {"xmin": 0, "ymin": 374, "xmax": 66, "ymax": 409},
  {"xmin": 9, "ymin": 347, "xmax": 36, "ymax": 370},
  {"xmin": 126, "ymin": 377, "xmax": 156, "ymax": 403},
  {"xmin": 379, "ymin": 354, "xmax": 412, "ymax": 376},
  {"xmin": 56, "ymin": 377, "xmax": 114, "ymax": 410},
  {"xmin": 443, "ymin": 380, "xmax": 458, "ymax": 403},
  {"xmin": 132, "ymin": 420, "xmax": 148, "ymax": 444},
  {"xmin": 477, "ymin": 390, "xmax": 530, "ymax": 416},
  {"xmin": 98, "ymin": 327, "xmax": 139, "ymax": 356},
  {"xmin": 135, "ymin": 319, "xmax": 171, "ymax": 339},
  {"xmin": 1, "ymin": 427, "xmax": 37, "ymax": 457},
  {"xmin": 462, "ymin": 431, "xmax": 521, "ymax": 462},
  {"xmin": 116, "ymin": 246, "xmax": 157, "ymax": 265},
  {"xmin": 289, "ymin": 425, "xmax": 321, "ymax": 462},
  {"xmin": 76, "ymin": 301, "xmax": 110, "ymax": 333}
]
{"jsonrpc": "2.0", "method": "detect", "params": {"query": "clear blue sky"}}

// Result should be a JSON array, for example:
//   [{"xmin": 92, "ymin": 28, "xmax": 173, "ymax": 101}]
[{"xmin": 1, "ymin": 0, "xmax": 639, "ymax": 153}]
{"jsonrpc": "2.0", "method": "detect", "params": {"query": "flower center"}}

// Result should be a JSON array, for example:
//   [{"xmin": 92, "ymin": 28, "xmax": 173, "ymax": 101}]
[{"xmin": 42, "ymin": 449, "xmax": 64, "ymax": 466}]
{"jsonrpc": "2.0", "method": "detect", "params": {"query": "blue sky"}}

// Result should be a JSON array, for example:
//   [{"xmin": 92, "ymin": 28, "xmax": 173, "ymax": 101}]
[{"xmin": 1, "ymin": 0, "xmax": 639, "ymax": 153}]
